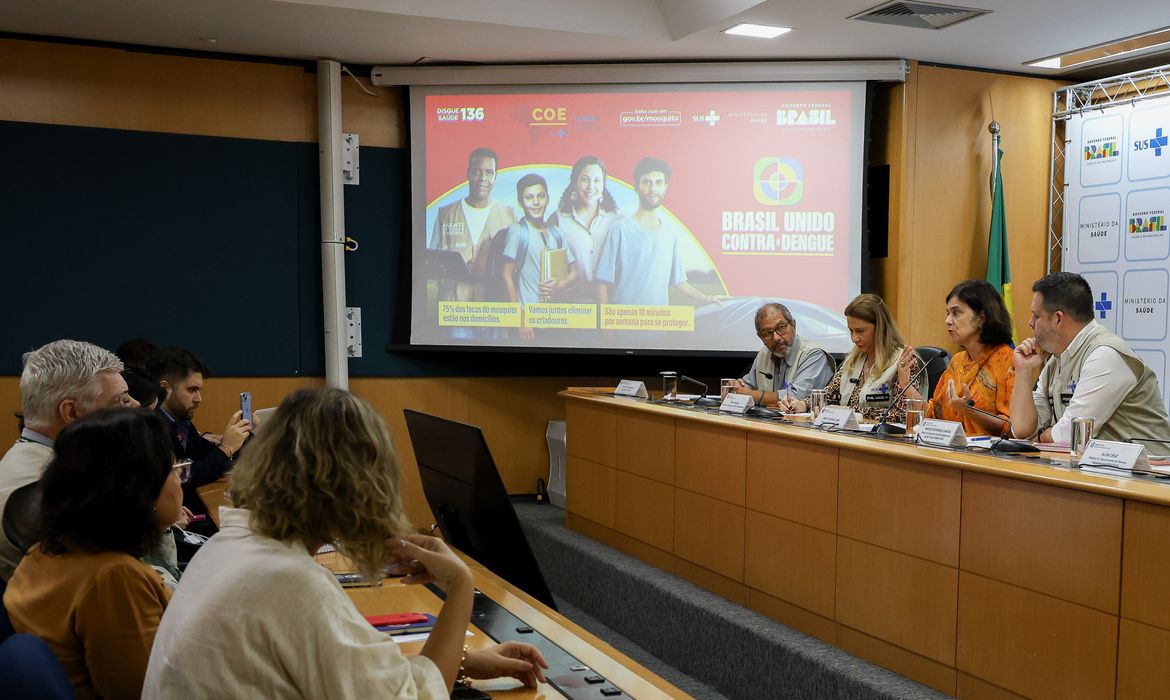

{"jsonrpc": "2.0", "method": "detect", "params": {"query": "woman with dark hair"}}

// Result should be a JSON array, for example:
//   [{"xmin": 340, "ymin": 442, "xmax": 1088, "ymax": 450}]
[
  {"xmin": 2, "ymin": 408, "xmax": 181, "ymax": 700},
  {"xmin": 549, "ymin": 155, "xmax": 620, "ymax": 295},
  {"xmin": 913, "ymin": 279, "xmax": 1016, "ymax": 435},
  {"xmin": 144, "ymin": 388, "xmax": 546, "ymax": 698}
]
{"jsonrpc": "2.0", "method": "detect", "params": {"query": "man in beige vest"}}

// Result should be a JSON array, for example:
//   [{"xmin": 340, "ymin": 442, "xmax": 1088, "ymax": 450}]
[
  {"xmin": 734, "ymin": 302, "xmax": 835, "ymax": 410},
  {"xmin": 1010, "ymin": 272, "xmax": 1170, "ymax": 444},
  {"xmin": 429, "ymin": 147, "xmax": 516, "ymax": 305}
]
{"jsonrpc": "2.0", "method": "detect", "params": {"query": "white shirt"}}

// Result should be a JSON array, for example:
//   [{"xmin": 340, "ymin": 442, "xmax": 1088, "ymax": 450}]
[
  {"xmin": 1030, "ymin": 321, "xmax": 1136, "ymax": 443},
  {"xmin": 143, "ymin": 508, "xmax": 447, "ymax": 699},
  {"xmin": 557, "ymin": 208, "xmax": 618, "ymax": 282},
  {"xmin": 460, "ymin": 199, "xmax": 493, "ymax": 250}
]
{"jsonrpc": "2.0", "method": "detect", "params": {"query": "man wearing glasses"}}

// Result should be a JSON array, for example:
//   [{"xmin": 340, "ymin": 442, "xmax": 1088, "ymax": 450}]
[{"xmin": 735, "ymin": 302, "xmax": 834, "ymax": 410}]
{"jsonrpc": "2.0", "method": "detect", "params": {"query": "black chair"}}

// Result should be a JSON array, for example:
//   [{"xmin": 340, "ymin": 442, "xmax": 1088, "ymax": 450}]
[
  {"xmin": 0, "ymin": 577, "xmax": 14, "ymax": 642},
  {"xmin": 915, "ymin": 345, "xmax": 950, "ymax": 398},
  {"xmin": 1, "ymin": 483, "xmax": 42, "ymax": 557}
]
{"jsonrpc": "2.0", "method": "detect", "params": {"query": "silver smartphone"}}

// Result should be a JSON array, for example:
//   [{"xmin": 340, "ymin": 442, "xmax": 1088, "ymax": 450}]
[{"xmin": 240, "ymin": 391, "xmax": 253, "ymax": 423}]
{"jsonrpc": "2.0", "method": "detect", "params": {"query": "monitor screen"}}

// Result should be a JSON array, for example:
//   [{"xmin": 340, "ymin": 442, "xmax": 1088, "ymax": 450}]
[
  {"xmin": 403, "ymin": 409, "xmax": 557, "ymax": 609},
  {"xmin": 408, "ymin": 82, "xmax": 865, "ymax": 354}
]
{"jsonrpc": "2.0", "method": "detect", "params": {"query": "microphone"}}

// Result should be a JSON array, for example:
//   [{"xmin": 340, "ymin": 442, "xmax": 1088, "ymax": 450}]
[
  {"xmin": 873, "ymin": 347, "xmax": 947, "ymax": 435},
  {"xmin": 680, "ymin": 375, "xmax": 719, "ymax": 407},
  {"xmin": 963, "ymin": 400, "xmax": 1039, "ymax": 453}
]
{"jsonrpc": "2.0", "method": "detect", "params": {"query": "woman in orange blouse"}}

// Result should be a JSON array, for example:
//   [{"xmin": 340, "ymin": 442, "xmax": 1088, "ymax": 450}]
[{"xmin": 922, "ymin": 279, "xmax": 1016, "ymax": 436}]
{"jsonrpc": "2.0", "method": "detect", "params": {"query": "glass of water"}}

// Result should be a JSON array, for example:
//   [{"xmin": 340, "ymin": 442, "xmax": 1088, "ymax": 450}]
[
  {"xmin": 904, "ymin": 399, "xmax": 926, "ymax": 435},
  {"xmin": 808, "ymin": 389, "xmax": 828, "ymax": 418},
  {"xmin": 660, "ymin": 371, "xmax": 678, "ymax": 401}
]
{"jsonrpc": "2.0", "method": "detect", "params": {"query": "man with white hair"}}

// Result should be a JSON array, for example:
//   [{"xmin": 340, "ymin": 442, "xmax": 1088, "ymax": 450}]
[{"xmin": 0, "ymin": 339, "xmax": 132, "ymax": 580}]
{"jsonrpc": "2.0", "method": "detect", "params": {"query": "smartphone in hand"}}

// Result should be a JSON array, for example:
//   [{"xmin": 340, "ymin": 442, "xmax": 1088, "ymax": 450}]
[{"xmin": 240, "ymin": 391, "xmax": 253, "ymax": 423}]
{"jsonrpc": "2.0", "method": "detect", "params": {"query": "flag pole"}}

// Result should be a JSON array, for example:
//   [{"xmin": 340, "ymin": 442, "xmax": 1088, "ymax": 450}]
[{"xmin": 988, "ymin": 120, "xmax": 1000, "ymax": 192}]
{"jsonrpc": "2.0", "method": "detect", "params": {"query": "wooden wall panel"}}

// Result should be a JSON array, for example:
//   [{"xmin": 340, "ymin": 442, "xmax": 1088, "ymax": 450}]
[
  {"xmin": 1121, "ymin": 500, "xmax": 1170, "ymax": 630},
  {"xmin": 0, "ymin": 38, "xmax": 403, "ymax": 148},
  {"xmin": 745, "ymin": 434, "xmax": 837, "ymax": 532},
  {"xmin": 957, "ymin": 572, "xmax": 1117, "ymax": 700},
  {"xmin": 744, "ymin": 510, "xmax": 835, "ymax": 618},
  {"xmin": 673, "ymin": 489, "xmax": 745, "ymax": 582},
  {"xmin": 0, "ymin": 376, "xmax": 19, "ymax": 447},
  {"xmin": 897, "ymin": 65, "xmax": 1062, "ymax": 346},
  {"xmin": 837, "ymin": 451, "xmax": 961, "ymax": 565},
  {"xmin": 961, "ymin": 472, "xmax": 1122, "ymax": 613},
  {"xmin": 675, "ymin": 423, "xmax": 745, "ymax": 505},
  {"xmin": 616, "ymin": 412, "xmax": 675, "ymax": 483},
  {"xmin": 835, "ymin": 537, "xmax": 958, "ymax": 665}
]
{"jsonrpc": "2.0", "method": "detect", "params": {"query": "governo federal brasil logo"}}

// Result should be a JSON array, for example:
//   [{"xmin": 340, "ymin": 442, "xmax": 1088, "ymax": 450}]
[{"xmin": 753, "ymin": 157, "xmax": 804, "ymax": 206}]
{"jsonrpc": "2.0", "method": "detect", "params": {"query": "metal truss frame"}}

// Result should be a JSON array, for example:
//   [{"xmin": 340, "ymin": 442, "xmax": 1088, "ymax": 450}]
[{"xmin": 1047, "ymin": 65, "xmax": 1170, "ymax": 272}]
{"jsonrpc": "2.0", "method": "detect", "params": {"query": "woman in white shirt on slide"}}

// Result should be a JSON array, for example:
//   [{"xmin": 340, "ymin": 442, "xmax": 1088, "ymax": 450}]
[
  {"xmin": 143, "ymin": 388, "xmax": 547, "ymax": 699},
  {"xmin": 548, "ymin": 155, "xmax": 620, "ymax": 299}
]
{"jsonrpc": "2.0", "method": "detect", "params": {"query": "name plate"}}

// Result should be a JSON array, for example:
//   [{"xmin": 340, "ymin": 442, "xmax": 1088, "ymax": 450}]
[
  {"xmin": 614, "ymin": 380, "xmax": 648, "ymax": 399},
  {"xmin": 1080, "ymin": 439, "xmax": 1150, "ymax": 470},
  {"xmin": 719, "ymin": 393, "xmax": 753, "ymax": 414},
  {"xmin": 814, "ymin": 405, "xmax": 860, "ymax": 430},
  {"xmin": 916, "ymin": 419, "xmax": 968, "ymax": 448}
]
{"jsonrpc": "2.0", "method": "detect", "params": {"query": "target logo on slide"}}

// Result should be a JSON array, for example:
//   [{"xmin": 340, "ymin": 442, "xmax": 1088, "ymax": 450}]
[{"xmin": 753, "ymin": 157, "xmax": 804, "ymax": 206}]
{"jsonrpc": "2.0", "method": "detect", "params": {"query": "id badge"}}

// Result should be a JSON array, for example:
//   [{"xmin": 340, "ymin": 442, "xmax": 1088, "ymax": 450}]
[{"xmin": 865, "ymin": 391, "xmax": 892, "ymax": 406}]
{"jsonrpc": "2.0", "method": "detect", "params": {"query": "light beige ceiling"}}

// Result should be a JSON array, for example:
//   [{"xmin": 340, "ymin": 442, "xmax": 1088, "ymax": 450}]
[{"xmin": 0, "ymin": 0, "xmax": 1166, "ymax": 80}]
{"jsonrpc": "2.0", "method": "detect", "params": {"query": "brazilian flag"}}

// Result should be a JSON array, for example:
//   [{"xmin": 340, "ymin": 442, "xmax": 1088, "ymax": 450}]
[{"xmin": 986, "ymin": 147, "xmax": 1018, "ymax": 344}]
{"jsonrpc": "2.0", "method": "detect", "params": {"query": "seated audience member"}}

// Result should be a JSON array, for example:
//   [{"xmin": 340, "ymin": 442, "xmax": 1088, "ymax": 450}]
[
  {"xmin": 0, "ymin": 340, "xmax": 130, "ymax": 580},
  {"xmin": 144, "ymin": 388, "xmax": 548, "ymax": 698},
  {"xmin": 116, "ymin": 337, "xmax": 160, "ymax": 376},
  {"xmin": 150, "ymin": 347, "xmax": 250, "ymax": 522},
  {"xmin": 3, "ymin": 408, "xmax": 180, "ymax": 700},
  {"xmin": 913, "ymin": 280, "xmax": 1016, "ymax": 436},
  {"xmin": 822, "ymin": 293, "xmax": 927, "ymax": 422},
  {"xmin": 1010, "ymin": 272, "xmax": 1170, "ymax": 443},
  {"xmin": 735, "ymin": 302, "xmax": 835, "ymax": 409},
  {"xmin": 123, "ymin": 368, "xmax": 165, "ymax": 411}
]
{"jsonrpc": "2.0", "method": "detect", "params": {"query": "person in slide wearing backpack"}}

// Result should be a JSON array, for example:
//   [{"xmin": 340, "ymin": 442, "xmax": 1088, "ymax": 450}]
[{"xmin": 501, "ymin": 173, "xmax": 580, "ymax": 341}]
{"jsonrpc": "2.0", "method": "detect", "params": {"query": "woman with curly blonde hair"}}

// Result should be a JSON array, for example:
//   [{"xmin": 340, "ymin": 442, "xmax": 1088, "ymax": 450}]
[{"xmin": 144, "ymin": 387, "xmax": 546, "ymax": 698}]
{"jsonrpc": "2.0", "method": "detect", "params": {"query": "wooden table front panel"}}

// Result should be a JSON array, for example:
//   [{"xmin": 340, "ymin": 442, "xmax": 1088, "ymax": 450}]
[
  {"xmin": 835, "ymin": 536, "xmax": 959, "ymax": 665},
  {"xmin": 675, "ymin": 422, "xmax": 746, "ymax": 506},
  {"xmin": 837, "ymin": 450, "xmax": 962, "ymax": 566},
  {"xmin": 960, "ymin": 472, "xmax": 1123, "ymax": 614},
  {"xmin": 559, "ymin": 391, "xmax": 1170, "ymax": 697},
  {"xmin": 745, "ymin": 434, "xmax": 837, "ymax": 532},
  {"xmin": 956, "ymin": 572, "xmax": 1118, "ymax": 699}
]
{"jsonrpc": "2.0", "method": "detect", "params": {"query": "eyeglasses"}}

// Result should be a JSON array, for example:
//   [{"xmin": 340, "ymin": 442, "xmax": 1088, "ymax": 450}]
[{"xmin": 757, "ymin": 321, "xmax": 791, "ymax": 339}]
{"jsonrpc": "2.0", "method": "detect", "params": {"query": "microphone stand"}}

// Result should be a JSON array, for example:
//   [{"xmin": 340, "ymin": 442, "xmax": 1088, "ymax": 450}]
[
  {"xmin": 962, "ymin": 400, "xmax": 1039, "ymax": 453},
  {"xmin": 680, "ymin": 375, "xmax": 720, "ymax": 407},
  {"xmin": 873, "ymin": 348, "xmax": 944, "ymax": 435}
]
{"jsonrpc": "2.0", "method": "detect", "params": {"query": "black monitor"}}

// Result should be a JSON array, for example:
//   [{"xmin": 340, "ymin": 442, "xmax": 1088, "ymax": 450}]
[{"xmin": 403, "ymin": 409, "xmax": 557, "ymax": 610}]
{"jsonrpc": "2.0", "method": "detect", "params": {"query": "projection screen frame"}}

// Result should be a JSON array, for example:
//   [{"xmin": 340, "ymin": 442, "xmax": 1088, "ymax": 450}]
[{"xmin": 373, "ymin": 60, "xmax": 908, "ymax": 87}]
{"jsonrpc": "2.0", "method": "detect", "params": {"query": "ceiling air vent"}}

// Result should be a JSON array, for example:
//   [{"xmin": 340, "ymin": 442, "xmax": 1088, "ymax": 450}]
[{"xmin": 849, "ymin": 1, "xmax": 990, "ymax": 30}]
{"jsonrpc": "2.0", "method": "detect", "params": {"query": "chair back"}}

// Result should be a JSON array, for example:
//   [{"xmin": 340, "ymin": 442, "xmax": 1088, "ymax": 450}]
[
  {"xmin": 2, "ymin": 482, "xmax": 43, "ymax": 556},
  {"xmin": 915, "ymin": 346, "xmax": 951, "ymax": 398},
  {"xmin": 0, "ymin": 633, "xmax": 76, "ymax": 699}
]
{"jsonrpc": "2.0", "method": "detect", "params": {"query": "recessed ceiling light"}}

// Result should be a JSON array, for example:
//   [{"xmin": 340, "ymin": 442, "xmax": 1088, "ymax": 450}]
[{"xmin": 723, "ymin": 23, "xmax": 792, "ymax": 39}]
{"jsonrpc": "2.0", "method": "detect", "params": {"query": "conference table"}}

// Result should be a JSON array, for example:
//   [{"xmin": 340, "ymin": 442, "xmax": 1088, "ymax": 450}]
[
  {"xmin": 197, "ymin": 480, "xmax": 686, "ymax": 699},
  {"xmin": 559, "ymin": 387, "xmax": 1170, "ymax": 700}
]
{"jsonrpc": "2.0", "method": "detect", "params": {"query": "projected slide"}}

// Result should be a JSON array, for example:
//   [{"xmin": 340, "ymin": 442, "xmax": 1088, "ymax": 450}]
[{"xmin": 409, "ymin": 83, "xmax": 864, "ymax": 353}]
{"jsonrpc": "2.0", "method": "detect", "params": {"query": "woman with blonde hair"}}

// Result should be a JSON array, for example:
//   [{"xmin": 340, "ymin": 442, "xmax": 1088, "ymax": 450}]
[
  {"xmin": 144, "ymin": 387, "xmax": 546, "ymax": 698},
  {"xmin": 817, "ymin": 293, "xmax": 927, "ymax": 422}
]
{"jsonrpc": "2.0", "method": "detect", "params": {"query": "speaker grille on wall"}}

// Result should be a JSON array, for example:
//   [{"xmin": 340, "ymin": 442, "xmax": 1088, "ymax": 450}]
[{"xmin": 849, "ymin": 1, "xmax": 990, "ymax": 30}]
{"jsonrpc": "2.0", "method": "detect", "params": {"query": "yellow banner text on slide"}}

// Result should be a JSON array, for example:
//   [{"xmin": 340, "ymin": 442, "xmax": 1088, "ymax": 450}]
[
  {"xmin": 438, "ymin": 301, "xmax": 521, "ymax": 327},
  {"xmin": 600, "ymin": 305, "xmax": 694, "ymax": 331},
  {"xmin": 525, "ymin": 303, "xmax": 598, "ymax": 329}
]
